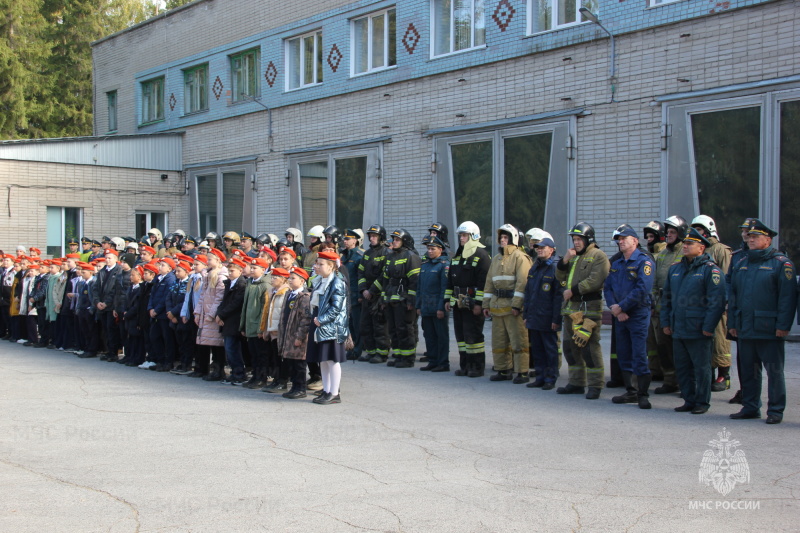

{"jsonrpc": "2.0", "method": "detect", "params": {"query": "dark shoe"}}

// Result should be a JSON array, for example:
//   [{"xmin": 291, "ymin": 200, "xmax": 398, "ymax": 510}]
[
  {"xmin": 283, "ymin": 389, "xmax": 307, "ymax": 399},
  {"xmin": 638, "ymin": 396, "xmax": 652, "ymax": 409},
  {"xmin": 187, "ymin": 371, "xmax": 205, "ymax": 378},
  {"xmin": 419, "ymin": 356, "xmax": 429, "ymax": 362},
  {"xmin": 312, "ymin": 392, "xmax": 331, "ymax": 404},
  {"xmin": 420, "ymin": 364, "xmax": 435, "ymax": 371},
  {"xmin": 556, "ymin": 384, "xmax": 585, "ymax": 395},
  {"xmin": 116, "ymin": 357, "xmax": 129, "ymax": 364},
  {"xmin": 512, "ymin": 373, "xmax": 529, "ymax": 384},
  {"xmin": 313, "ymin": 389, "xmax": 326, "ymax": 397},
  {"xmin": 265, "ymin": 381, "xmax": 288, "ymax": 393},
  {"xmin": 467, "ymin": 371, "xmax": 484, "ymax": 378},
  {"xmin": 541, "ymin": 382, "xmax": 555, "ymax": 390},
  {"xmin": 489, "ymin": 371, "xmax": 513, "ymax": 382},
  {"xmin": 730, "ymin": 410, "xmax": 761, "ymax": 420},
  {"xmin": 228, "ymin": 376, "xmax": 245, "ymax": 386},
  {"xmin": 674, "ymin": 403, "xmax": 694, "ymax": 412},
  {"xmin": 346, "ymin": 352, "xmax": 358, "ymax": 361},
  {"xmin": 357, "ymin": 354, "xmax": 372, "ymax": 362},
  {"xmin": 454, "ymin": 369, "xmax": 468, "ymax": 376},
  {"xmin": 606, "ymin": 379, "xmax": 623, "ymax": 388},
  {"xmin": 125, "ymin": 361, "xmax": 139, "ymax": 367},
  {"xmin": 260, "ymin": 381, "xmax": 279, "ymax": 392},
  {"xmin": 369, "ymin": 355, "xmax": 387, "ymax": 364},
  {"xmin": 242, "ymin": 377, "xmax": 261, "ymax": 389},
  {"xmin": 78, "ymin": 352, "xmax": 97, "ymax": 358},
  {"xmin": 651, "ymin": 373, "xmax": 664, "ymax": 382},
  {"xmin": 691, "ymin": 406, "xmax": 709, "ymax": 414},
  {"xmin": 394, "ymin": 358, "xmax": 414, "ymax": 368},
  {"xmin": 526, "ymin": 379, "xmax": 545, "ymax": 388},
  {"xmin": 585, "ymin": 387, "xmax": 601, "ymax": 400},
  {"xmin": 430, "ymin": 366, "xmax": 450, "ymax": 372},
  {"xmin": 170, "ymin": 364, "xmax": 188, "ymax": 374},
  {"xmin": 612, "ymin": 390, "xmax": 639, "ymax": 404},
  {"xmin": 315, "ymin": 393, "xmax": 341, "ymax": 405},
  {"xmin": 654, "ymin": 384, "xmax": 679, "ymax": 394},
  {"xmin": 47, "ymin": 344, "xmax": 56, "ymax": 349},
  {"xmin": 729, "ymin": 390, "xmax": 743, "ymax": 404},
  {"xmin": 766, "ymin": 415, "xmax": 782, "ymax": 425},
  {"xmin": 23, "ymin": 341, "xmax": 34, "ymax": 347},
  {"xmin": 711, "ymin": 375, "xmax": 730, "ymax": 392}
]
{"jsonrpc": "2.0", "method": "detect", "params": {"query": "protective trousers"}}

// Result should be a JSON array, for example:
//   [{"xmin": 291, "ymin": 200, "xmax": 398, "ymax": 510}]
[
  {"xmin": 614, "ymin": 310, "xmax": 650, "ymax": 376},
  {"xmin": 650, "ymin": 313, "xmax": 677, "ymax": 386},
  {"xmin": 712, "ymin": 312, "xmax": 731, "ymax": 369},
  {"xmin": 385, "ymin": 302, "xmax": 416, "ymax": 359},
  {"xmin": 491, "ymin": 313, "xmax": 528, "ymax": 374},
  {"xmin": 673, "ymin": 337, "xmax": 712, "ymax": 409},
  {"xmin": 562, "ymin": 314, "xmax": 604, "ymax": 388},
  {"xmin": 452, "ymin": 306, "xmax": 486, "ymax": 375},
  {"xmin": 738, "ymin": 339, "xmax": 785, "ymax": 418},
  {"xmin": 360, "ymin": 297, "xmax": 389, "ymax": 357}
]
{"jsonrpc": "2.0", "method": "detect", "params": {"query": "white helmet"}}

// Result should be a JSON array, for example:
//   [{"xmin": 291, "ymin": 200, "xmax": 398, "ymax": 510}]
[
  {"xmin": 353, "ymin": 228, "xmax": 364, "ymax": 245},
  {"xmin": 285, "ymin": 227, "xmax": 303, "ymax": 243},
  {"xmin": 691, "ymin": 214, "xmax": 719, "ymax": 240},
  {"xmin": 173, "ymin": 229, "xmax": 186, "ymax": 238},
  {"xmin": 497, "ymin": 224, "xmax": 520, "ymax": 246},
  {"xmin": 525, "ymin": 228, "xmax": 553, "ymax": 242},
  {"xmin": 307, "ymin": 225, "xmax": 325, "ymax": 239},
  {"xmin": 110, "ymin": 237, "xmax": 125, "ymax": 250},
  {"xmin": 267, "ymin": 234, "xmax": 279, "ymax": 247},
  {"xmin": 456, "ymin": 221, "xmax": 481, "ymax": 241}
]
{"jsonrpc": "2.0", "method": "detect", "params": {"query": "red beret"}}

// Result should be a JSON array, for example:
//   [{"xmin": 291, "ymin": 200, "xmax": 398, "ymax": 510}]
[
  {"xmin": 134, "ymin": 266, "xmax": 145, "ymax": 277},
  {"xmin": 29, "ymin": 247, "xmax": 41, "ymax": 254},
  {"xmin": 229, "ymin": 258, "xmax": 247, "ymax": 270},
  {"xmin": 317, "ymin": 250, "xmax": 339, "ymax": 262},
  {"xmin": 143, "ymin": 263, "xmax": 159, "ymax": 274},
  {"xmin": 159, "ymin": 257, "xmax": 175, "ymax": 270},
  {"xmin": 193, "ymin": 254, "xmax": 208, "ymax": 265},
  {"xmin": 279, "ymin": 248, "xmax": 296, "ymax": 259},
  {"xmin": 271, "ymin": 267, "xmax": 290, "ymax": 278},
  {"xmin": 260, "ymin": 247, "xmax": 277, "ymax": 262},
  {"xmin": 175, "ymin": 253, "xmax": 193, "ymax": 263},
  {"xmin": 141, "ymin": 245, "xmax": 156, "ymax": 255},
  {"xmin": 209, "ymin": 248, "xmax": 226, "ymax": 262},
  {"xmin": 251, "ymin": 257, "xmax": 270, "ymax": 269},
  {"xmin": 176, "ymin": 261, "xmax": 192, "ymax": 272},
  {"xmin": 104, "ymin": 249, "xmax": 119, "ymax": 257},
  {"xmin": 66, "ymin": 253, "xmax": 81, "ymax": 259},
  {"xmin": 289, "ymin": 267, "xmax": 309, "ymax": 280}
]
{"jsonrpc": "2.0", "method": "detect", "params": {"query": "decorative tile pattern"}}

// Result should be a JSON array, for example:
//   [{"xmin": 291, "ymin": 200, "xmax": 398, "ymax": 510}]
[
  {"xmin": 264, "ymin": 61, "xmax": 278, "ymax": 88},
  {"xmin": 327, "ymin": 44, "xmax": 343, "ymax": 72},
  {"xmin": 492, "ymin": 0, "xmax": 516, "ymax": 32},
  {"xmin": 402, "ymin": 23, "xmax": 421, "ymax": 54},
  {"xmin": 212, "ymin": 76, "xmax": 224, "ymax": 100},
  {"xmin": 168, "ymin": 93, "xmax": 176, "ymax": 111}
]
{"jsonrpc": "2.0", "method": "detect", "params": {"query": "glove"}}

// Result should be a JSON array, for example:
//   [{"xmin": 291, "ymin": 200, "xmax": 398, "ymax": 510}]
[
  {"xmin": 572, "ymin": 317, "xmax": 598, "ymax": 348},
  {"xmin": 569, "ymin": 311, "xmax": 584, "ymax": 325}
]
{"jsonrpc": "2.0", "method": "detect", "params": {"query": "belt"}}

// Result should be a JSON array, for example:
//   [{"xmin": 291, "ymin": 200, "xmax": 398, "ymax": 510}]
[
  {"xmin": 494, "ymin": 289, "xmax": 514, "ymax": 299},
  {"xmin": 571, "ymin": 291, "xmax": 602, "ymax": 302}
]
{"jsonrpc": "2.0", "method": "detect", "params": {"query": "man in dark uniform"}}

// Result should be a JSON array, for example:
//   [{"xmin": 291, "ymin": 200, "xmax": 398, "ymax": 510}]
[
  {"xmin": 660, "ymin": 228, "xmax": 726, "ymax": 414},
  {"xmin": 358, "ymin": 225, "xmax": 391, "ymax": 363},
  {"xmin": 341, "ymin": 229, "xmax": 364, "ymax": 360},
  {"xmin": 726, "ymin": 218, "xmax": 754, "ymax": 405},
  {"xmin": 604, "ymin": 227, "xmax": 656, "ymax": 409},
  {"xmin": 445, "ymin": 221, "xmax": 490, "ymax": 377},
  {"xmin": 728, "ymin": 219, "xmax": 797, "ymax": 424}
]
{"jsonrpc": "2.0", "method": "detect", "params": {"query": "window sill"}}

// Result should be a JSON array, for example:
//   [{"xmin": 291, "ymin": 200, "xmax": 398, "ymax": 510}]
[
  {"xmin": 181, "ymin": 109, "xmax": 209, "ymax": 118},
  {"xmin": 105, "ymin": 130, "xmax": 118, "ymax": 135},
  {"xmin": 138, "ymin": 119, "xmax": 165, "ymax": 127},
  {"xmin": 350, "ymin": 65, "xmax": 398, "ymax": 79},
  {"xmin": 228, "ymin": 96, "xmax": 263, "ymax": 106},
  {"xmin": 285, "ymin": 82, "xmax": 323, "ymax": 93},
  {"xmin": 525, "ymin": 20, "xmax": 592, "ymax": 38},
  {"xmin": 645, "ymin": 0, "xmax": 685, "ymax": 8},
  {"xmin": 430, "ymin": 44, "xmax": 486, "ymax": 61}
]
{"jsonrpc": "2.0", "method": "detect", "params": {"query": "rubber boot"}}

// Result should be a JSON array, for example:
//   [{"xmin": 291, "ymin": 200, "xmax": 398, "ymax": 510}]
[
  {"xmin": 455, "ymin": 352, "xmax": 468, "ymax": 376},
  {"xmin": 637, "ymin": 373, "xmax": 652, "ymax": 409},
  {"xmin": 612, "ymin": 371, "xmax": 638, "ymax": 404}
]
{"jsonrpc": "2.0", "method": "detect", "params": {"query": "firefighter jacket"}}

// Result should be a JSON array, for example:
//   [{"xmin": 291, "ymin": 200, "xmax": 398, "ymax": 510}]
[
  {"xmin": 369, "ymin": 247, "xmax": 421, "ymax": 307},
  {"xmin": 652, "ymin": 244, "xmax": 684, "ymax": 313},
  {"xmin": 445, "ymin": 244, "xmax": 491, "ymax": 308},
  {"xmin": 482, "ymin": 244, "xmax": 532, "ymax": 316},
  {"xmin": 556, "ymin": 243, "xmax": 610, "ymax": 318},
  {"xmin": 357, "ymin": 243, "xmax": 389, "ymax": 294},
  {"xmin": 707, "ymin": 237, "xmax": 731, "ymax": 274}
]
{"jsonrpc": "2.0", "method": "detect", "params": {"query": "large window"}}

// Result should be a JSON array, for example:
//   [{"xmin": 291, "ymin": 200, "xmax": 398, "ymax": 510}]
[
  {"xmin": 288, "ymin": 147, "xmax": 382, "ymax": 235},
  {"xmin": 184, "ymin": 64, "xmax": 208, "ymax": 114},
  {"xmin": 352, "ymin": 8, "xmax": 397, "ymax": 75},
  {"xmin": 135, "ymin": 211, "xmax": 168, "ymax": 240},
  {"xmin": 432, "ymin": 0, "xmax": 485, "ymax": 57},
  {"xmin": 231, "ymin": 48, "xmax": 260, "ymax": 102},
  {"xmin": 106, "ymin": 90, "xmax": 117, "ymax": 133},
  {"xmin": 286, "ymin": 30, "xmax": 323, "ymax": 90},
  {"xmin": 528, "ymin": 0, "xmax": 597, "ymax": 34},
  {"xmin": 189, "ymin": 164, "xmax": 257, "ymax": 237},
  {"xmin": 663, "ymin": 88, "xmax": 800, "ymax": 262},
  {"xmin": 46, "ymin": 207, "xmax": 82, "ymax": 257},
  {"xmin": 141, "ymin": 77, "xmax": 164, "ymax": 124},
  {"xmin": 434, "ymin": 121, "xmax": 575, "ymax": 251}
]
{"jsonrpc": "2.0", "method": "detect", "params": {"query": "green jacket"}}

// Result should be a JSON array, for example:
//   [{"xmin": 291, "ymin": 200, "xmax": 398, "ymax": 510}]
[
  {"xmin": 653, "ymin": 244, "xmax": 684, "ymax": 312},
  {"xmin": 239, "ymin": 275, "xmax": 270, "ymax": 337},
  {"xmin": 556, "ymin": 243, "xmax": 609, "ymax": 318}
]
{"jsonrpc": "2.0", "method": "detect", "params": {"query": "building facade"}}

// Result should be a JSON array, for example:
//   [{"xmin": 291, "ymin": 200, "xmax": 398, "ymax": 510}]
[{"xmin": 88, "ymin": 0, "xmax": 799, "ymax": 255}]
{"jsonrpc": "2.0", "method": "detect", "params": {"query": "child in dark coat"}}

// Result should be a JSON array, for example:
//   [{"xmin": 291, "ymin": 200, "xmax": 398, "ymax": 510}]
[{"xmin": 216, "ymin": 258, "xmax": 247, "ymax": 384}]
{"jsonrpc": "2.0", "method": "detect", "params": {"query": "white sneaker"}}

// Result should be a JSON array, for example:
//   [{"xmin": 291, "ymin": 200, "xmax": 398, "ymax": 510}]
[
  {"xmin": 16, "ymin": 339, "xmax": 27, "ymax": 344},
  {"xmin": 138, "ymin": 361, "xmax": 156, "ymax": 369},
  {"xmin": 58, "ymin": 347, "xmax": 64, "ymax": 351},
  {"xmin": 74, "ymin": 350, "xmax": 85, "ymax": 356}
]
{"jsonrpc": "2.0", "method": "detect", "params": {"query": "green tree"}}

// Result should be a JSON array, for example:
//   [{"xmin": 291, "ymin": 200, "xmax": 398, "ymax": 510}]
[{"xmin": 165, "ymin": 0, "xmax": 193, "ymax": 10}]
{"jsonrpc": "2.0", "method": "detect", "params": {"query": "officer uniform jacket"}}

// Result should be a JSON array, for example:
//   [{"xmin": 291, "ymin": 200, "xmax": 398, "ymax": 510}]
[
  {"xmin": 483, "ymin": 244, "xmax": 532, "ymax": 316},
  {"xmin": 277, "ymin": 289, "xmax": 312, "ymax": 360},
  {"xmin": 216, "ymin": 277, "xmax": 246, "ymax": 337},
  {"xmin": 660, "ymin": 253, "xmax": 726, "ymax": 339},
  {"xmin": 445, "ymin": 244, "xmax": 491, "ymax": 307},
  {"xmin": 239, "ymin": 275, "xmax": 270, "ymax": 337},
  {"xmin": 604, "ymin": 248, "xmax": 655, "ymax": 315},
  {"xmin": 313, "ymin": 274, "xmax": 349, "ymax": 343},
  {"xmin": 358, "ymin": 243, "xmax": 389, "ymax": 296},
  {"xmin": 417, "ymin": 255, "xmax": 449, "ymax": 316},
  {"xmin": 93, "ymin": 265, "xmax": 123, "ymax": 313},
  {"xmin": 523, "ymin": 253, "xmax": 564, "ymax": 331},
  {"xmin": 370, "ymin": 247, "xmax": 421, "ymax": 307},
  {"xmin": 653, "ymin": 244, "xmax": 684, "ymax": 313},
  {"xmin": 728, "ymin": 247, "xmax": 797, "ymax": 341},
  {"xmin": 556, "ymin": 243, "xmax": 609, "ymax": 318},
  {"xmin": 195, "ymin": 269, "xmax": 227, "ymax": 346},
  {"xmin": 148, "ymin": 271, "xmax": 176, "ymax": 319},
  {"xmin": 341, "ymin": 247, "xmax": 364, "ymax": 304}
]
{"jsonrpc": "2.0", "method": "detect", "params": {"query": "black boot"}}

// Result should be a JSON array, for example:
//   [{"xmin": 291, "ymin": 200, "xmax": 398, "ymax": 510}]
[
  {"xmin": 455, "ymin": 351, "xmax": 468, "ymax": 376},
  {"xmin": 612, "ymin": 371, "xmax": 638, "ymax": 404},
  {"xmin": 467, "ymin": 353, "xmax": 485, "ymax": 378},
  {"xmin": 637, "ymin": 374, "xmax": 652, "ymax": 409}
]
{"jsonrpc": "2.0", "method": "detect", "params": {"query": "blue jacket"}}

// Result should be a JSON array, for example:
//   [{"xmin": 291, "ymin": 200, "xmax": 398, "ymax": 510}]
[
  {"xmin": 604, "ymin": 248, "xmax": 655, "ymax": 315},
  {"xmin": 660, "ymin": 253, "xmax": 726, "ymax": 339},
  {"xmin": 148, "ymin": 271, "xmax": 176, "ymax": 319},
  {"xmin": 341, "ymin": 247, "xmax": 364, "ymax": 304},
  {"xmin": 523, "ymin": 254, "xmax": 563, "ymax": 331},
  {"xmin": 729, "ymin": 247, "xmax": 797, "ymax": 339},
  {"xmin": 416, "ymin": 255, "xmax": 449, "ymax": 316},
  {"xmin": 314, "ymin": 274, "xmax": 349, "ymax": 343},
  {"xmin": 167, "ymin": 277, "xmax": 189, "ymax": 319}
]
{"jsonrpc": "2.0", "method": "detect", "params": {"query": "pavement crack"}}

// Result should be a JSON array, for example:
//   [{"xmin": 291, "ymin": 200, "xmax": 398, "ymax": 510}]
[{"xmin": 571, "ymin": 502, "xmax": 582, "ymax": 532}]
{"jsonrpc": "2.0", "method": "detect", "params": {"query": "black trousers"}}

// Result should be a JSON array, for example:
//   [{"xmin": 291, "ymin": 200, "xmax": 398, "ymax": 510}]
[
  {"xmin": 288, "ymin": 359, "xmax": 307, "ymax": 389},
  {"xmin": 247, "ymin": 336, "xmax": 269, "ymax": 380},
  {"xmin": 149, "ymin": 318, "xmax": 176, "ymax": 365},
  {"xmin": 77, "ymin": 311, "xmax": 100, "ymax": 354}
]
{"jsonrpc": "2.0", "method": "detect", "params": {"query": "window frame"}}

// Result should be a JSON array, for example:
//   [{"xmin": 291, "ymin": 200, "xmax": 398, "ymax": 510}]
[
  {"xmin": 351, "ymin": 8, "xmax": 397, "ymax": 77},
  {"xmin": 135, "ymin": 211, "xmax": 169, "ymax": 240},
  {"xmin": 183, "ymin": 63, "xmax": 209, "ymax": 115},
  {"xmin": 230, "ymin": 48, "xmax": 261, "ymax": 103},
  {"xmin": 527, "ymin": 0, "xmax": 596, "ymax": 36},
  {"xmin": 140, "ymin": 76, "xmax": 165, "ymax": 126},
  {"xmin": 430, "ymin": 0, "xmax": 486, "ymax": 58},
  {"xmin": 106, "ymin": 90, "xmax": 117, "ymax": 133},
  {"xmin": 285, "ymin": 29, "xmax": 324, "ymax": 91},
  {"xmin": 46, "ymin": 207, "xmax": 83, "ymax": 258},
  {"xmin": 188, "ymin": 163, "xmax": 258, "ymax": 237},
  {"xmin": 646, "ymin": 0, "xmax": 684, "ymax": 7}
]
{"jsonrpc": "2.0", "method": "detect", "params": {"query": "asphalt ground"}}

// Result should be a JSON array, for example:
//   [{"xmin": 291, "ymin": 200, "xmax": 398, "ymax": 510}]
[{"xmin": 1, "ymin": 324, "xmax": 798, "ymax": 532}]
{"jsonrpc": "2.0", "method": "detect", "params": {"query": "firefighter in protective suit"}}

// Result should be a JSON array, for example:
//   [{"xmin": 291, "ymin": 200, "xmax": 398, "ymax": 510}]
[
  {"xmin": 445, "ymin": 221, "xmax": 491, "ymax": 377},
  {"xmin": 691, "ymin": 215, "xmax": 733, "ymax": 392},
  {"xmin": 369, "ymin": 229, "xmax": 421, "ymax": 368},
  {"xmin": 358, "ymin": 225, "xmax": 391, "ymax": 363},
  {"xmin": 556, "ymin": 222, "xmax": 610, "ymax": 399},
  {"xmin": 483, "ymin": 224, "xmax": 532, "ymax": 383}
]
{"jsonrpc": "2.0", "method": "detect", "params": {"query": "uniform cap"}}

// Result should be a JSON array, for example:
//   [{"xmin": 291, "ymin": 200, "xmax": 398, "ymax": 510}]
[
  {"xmin": 683, "ymin": 227, "xmax": 711, "ymax": 247},
  {"xmin": 104, "ymin": 249, "xmax": 119, "ymax": 257},
  {"xmin": 143, "ymin": 263, "xmax": 159, "ymax": 274},
  {"xmin": 66, "ymin": 253, "xmax": 81, "ymax": 259},
  {"xmin": 614, "ymin": 227, "xmax": 639, "ymax": 240},
  {"xmin": 534, "ymin": 238, "xmax": 556, "ymax": 248},
  {"xmin": 260, "ymin": 247, "xmax": 277, "ymax": 262},
  {"xmin": 176, "ymin": 261, "xmax": 192, "ymax": 272},
  {"xmin": 175, "ymin": 252, "xmax": 193, "ymax": 263},
  {"xmin": 747, "ymin": 218, "xmax": 777, "ymax": 237},
  {"xmin": 30, "ymin": 247, "xmax": 41, "ymax": 255}
]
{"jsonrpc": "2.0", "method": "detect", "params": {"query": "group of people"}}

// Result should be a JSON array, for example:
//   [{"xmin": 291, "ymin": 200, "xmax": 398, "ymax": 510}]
[{"xmin": 1, "ymin": 215, "xmax": 795, "ymax": 422}]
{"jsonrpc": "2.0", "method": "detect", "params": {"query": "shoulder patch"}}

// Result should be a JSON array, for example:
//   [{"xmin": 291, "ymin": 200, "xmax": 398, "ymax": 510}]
[
  {"xmin": 785, "ymin": 267, "xmax": 794, "ymax": 280},
  {"xmin": 711, "ymin": 271, "xmax": 721, "ymax": 285},
  {"xmin": 643, "ymin": 263, "xmax": 652, "ymax": 276}
]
